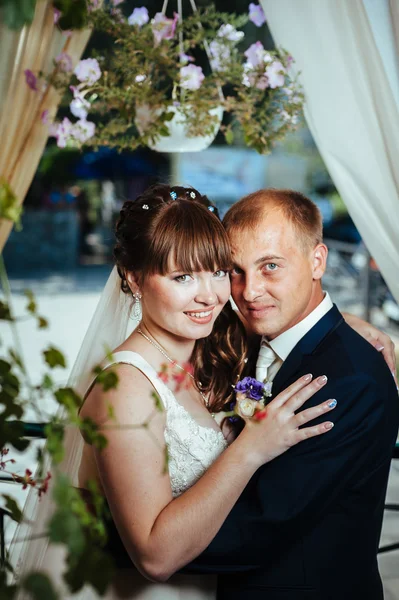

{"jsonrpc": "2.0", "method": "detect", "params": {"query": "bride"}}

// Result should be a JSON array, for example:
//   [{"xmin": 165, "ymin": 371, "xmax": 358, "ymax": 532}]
[{"xmin": 12, "ymin": 184, "xmax": 394, "ymax": 599}]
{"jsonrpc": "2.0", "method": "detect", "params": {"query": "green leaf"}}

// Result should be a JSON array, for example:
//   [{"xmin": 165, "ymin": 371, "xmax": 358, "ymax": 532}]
[
  {"xmin": 0, "ymin": 178, "xmax": 22, "ymax": 226},
  {"xmin": 64, "ymin": 543, "xmax": 114, "ymax": 595},
  {"xmin": 44, "ymin": 424, "xmax": 65, "ymax": 464},
  {"xmin": 43, "ymin": 347, "xmax": 66, "ymax": 369},
  {"xmin": 93, "ymin": 368, "xmax": 119, "ymax": 392},
  {"xmin": 22, "ymin": 572, "xmax": 59, "ymax": 600},
  {"xmin": 37, "ymin": 316, "xmax": 48, "ymax": 329},
  {"xmin": 8, "ymin": 349, "xmax": 23, "ymax": 370},
  {"xmin": 2, "ymin": 495, "xmax": 23, "ymax": 523},
  {"xmin": 41, "ymin": 373, "xmax": 54, "ymax": 390},
  {"xmin": 54, "ymin": 387, "xmax": 82, "ymax": 411},
  {"xmin": 225, "ymin": 128, "xmax": 234, "ymax": 145},
  {"xmin": 48, "ymin": 508, "xmax": 86, "ymax": 556},
  {"xmin": 24, "ymin": 289, "xmax": 36, "ymax": 315},
  {"xmin": 0, "ymin": 301, "xmax": 13, "ymax": 321},
  {"xmin": 151, "ymin": 391, "xmax": 164, "ymax": 413},
  {"xmin": 0, "ymin": 568, "xmax": 17, "ymax": 599}
]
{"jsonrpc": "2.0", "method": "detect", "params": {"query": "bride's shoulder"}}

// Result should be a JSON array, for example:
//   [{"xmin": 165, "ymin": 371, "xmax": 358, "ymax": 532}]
[{"xmin": 80, "ymin": 357, "xmax": 162, "ymax": 429}]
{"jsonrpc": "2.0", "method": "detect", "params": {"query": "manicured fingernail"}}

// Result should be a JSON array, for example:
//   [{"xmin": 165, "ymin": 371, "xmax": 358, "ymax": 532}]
[
  {"xmin": 376, "ymin": 344, "xmax": 384, "ymax": 351},
  {"xmin": 325, "ymin": 422, "xmax": 334, "ymax": 430},
  {"xmin": 327, "ymin": 399, "xmax": 337, "ymax": 409},
  {"xmin": 391, "ymin": 370, "xmax": 396, "ymax": 378},
  {"xmin": 317, "ymin": 375, "xmax": 328, "ymax": 385},
  {"xmin": 303, "ymin": 373, "xmax": 312, "ymax": 382}
]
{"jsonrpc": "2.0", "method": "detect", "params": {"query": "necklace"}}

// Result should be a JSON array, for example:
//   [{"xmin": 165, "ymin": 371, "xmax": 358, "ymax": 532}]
[{"xmin": 136, "ymin": 327, "xmax": 212, "ymax": 412}]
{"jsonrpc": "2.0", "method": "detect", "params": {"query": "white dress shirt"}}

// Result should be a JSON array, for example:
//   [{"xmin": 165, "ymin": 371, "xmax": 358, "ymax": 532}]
[{"xmin": 257, "ymin": 292, "xmax": 334, "ymax": 381}]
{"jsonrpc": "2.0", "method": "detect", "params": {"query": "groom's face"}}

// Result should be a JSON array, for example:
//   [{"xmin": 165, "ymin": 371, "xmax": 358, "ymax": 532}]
[{"xmin": 229, "ymin": 208, "xmax": 326, "ymax": 339}]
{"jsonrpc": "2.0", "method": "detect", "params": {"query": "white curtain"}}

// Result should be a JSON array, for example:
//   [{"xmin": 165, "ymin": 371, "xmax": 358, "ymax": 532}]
[{"xmin": 261, "ymin": 0, "xmax": 399, "ymax": 304}]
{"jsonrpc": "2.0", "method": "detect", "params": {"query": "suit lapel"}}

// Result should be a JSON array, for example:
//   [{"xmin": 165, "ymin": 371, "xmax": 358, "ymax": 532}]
[{"xmin": 271, "ymin": 305, "xmax": 344, "ymax": 396}]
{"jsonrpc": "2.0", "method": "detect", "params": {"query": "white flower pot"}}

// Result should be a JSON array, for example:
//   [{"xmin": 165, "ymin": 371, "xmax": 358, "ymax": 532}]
[{"xmin": 136, "ymin": 104, "xmax": 224, "ymax": 153}]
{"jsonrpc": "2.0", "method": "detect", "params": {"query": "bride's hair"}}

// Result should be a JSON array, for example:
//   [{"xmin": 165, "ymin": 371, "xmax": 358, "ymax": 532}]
[{"xmin": 114, "ymin": 183, "xmax": 247, "ymax": 411}]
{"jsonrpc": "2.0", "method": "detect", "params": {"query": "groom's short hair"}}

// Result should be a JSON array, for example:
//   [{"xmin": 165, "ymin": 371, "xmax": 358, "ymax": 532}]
[{"xmin": 223, "ymin": 188, "xmax": 323, "ymax": 252}]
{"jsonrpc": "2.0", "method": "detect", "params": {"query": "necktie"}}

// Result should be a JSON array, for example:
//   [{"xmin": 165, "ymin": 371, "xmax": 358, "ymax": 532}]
[{"xmin": 256, "ymin": 342, "xmax": 279, "ymax": 383}]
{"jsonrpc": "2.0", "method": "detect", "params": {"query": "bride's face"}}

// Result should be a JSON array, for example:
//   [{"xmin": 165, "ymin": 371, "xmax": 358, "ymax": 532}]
[{"xmin": 140, "ymin": 265, "xmax": 231, "ymax": 341}]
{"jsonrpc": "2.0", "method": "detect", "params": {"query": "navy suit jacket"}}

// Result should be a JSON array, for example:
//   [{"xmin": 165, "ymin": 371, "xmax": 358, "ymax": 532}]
[{"xmin": 186, "ymin": 306, "xmax": 399, "ymax": 600}]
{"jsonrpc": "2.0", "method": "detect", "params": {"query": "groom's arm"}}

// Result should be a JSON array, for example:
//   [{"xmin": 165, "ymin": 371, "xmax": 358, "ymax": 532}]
[{"xmin": 183, "ymin": 371, "xmax": 397, "ymax": 573}]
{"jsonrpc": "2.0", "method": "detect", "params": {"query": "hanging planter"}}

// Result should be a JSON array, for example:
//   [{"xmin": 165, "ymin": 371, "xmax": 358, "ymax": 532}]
[
  {"xmin": 135, "ymin": 103, "xmax": 224, "ymax": 152},
  {"xmin": 39, "ymin": 2, "xmax": 304, "ymax": 155}
]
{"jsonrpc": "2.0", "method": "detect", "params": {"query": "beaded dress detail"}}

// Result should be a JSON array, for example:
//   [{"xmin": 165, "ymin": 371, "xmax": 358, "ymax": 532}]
[{"xmin": 101, "ymin": 351, "xmax": 228, "ymax": 498}]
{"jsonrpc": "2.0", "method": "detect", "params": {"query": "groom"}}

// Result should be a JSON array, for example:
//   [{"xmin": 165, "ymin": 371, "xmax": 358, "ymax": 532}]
[{"xmin": 189, "ymin": 189, "xmax": 399, "ymax": 600}]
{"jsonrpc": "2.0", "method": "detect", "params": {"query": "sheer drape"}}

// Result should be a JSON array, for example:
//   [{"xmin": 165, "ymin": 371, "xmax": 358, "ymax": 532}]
[
  {"xmin": 261, "ymin": 0, "xmax": 399, "ymax": 303},
  {"xmin": 0, "ymin": 1, "xmax": 92, "ymax": 251}
]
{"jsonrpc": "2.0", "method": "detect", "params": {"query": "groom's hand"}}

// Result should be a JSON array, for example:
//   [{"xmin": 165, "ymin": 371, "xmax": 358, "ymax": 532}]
[{"xmin": 342, "ymin": 312, "xmax": 397, "ymax": 384}]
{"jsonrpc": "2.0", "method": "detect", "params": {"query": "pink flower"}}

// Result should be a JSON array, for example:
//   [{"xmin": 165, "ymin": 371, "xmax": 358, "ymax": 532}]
[
  {"xmin": 265, "ymin": 60, "xmax": 286, "ymax": 88},
  {"xmin": 55, "ymin": 52, "xmax": 73, "ymax": 73},
  {"xmin": 151, "ymin": 12, "xmax": 179, "ymax": 45},
  {"xmin": 244, "ymin": 41, "xmax": 266, "ymax": 68},
  {"xmin": 24, "ymin": 69, "xmax": 38, "ymax": 91},
  {"xmin": 217, "ymin": 24, "xmax": 244, "ymax": 42},
  {"xmin": 72, "ymin": 119, "xmax": 96, "ymax": 143},
  {"xmin": 180, "ymin": 64, "xmax": 204, "ymax": 91},
  {"xmin": 52, "ymin": 117, "xmax": 74, "ymax": 148},
  {"xmin": 74, "ymin": 58, "xmax": 101, "ymax": 85},
  {"xmin": 53, "ymin": 8, "xmax": 61, "ymax": 24},
  {"xmin": 128, "ymin": 6, "xmax": 149, "ymax": 26},
  {"xmin": 248, "ymin": 3, "xmax": 266, "ymax": 27}
]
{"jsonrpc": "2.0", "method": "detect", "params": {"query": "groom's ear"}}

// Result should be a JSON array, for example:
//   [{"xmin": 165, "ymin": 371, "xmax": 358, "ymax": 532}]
[
  {"xmin": 125, "ymin": 270, "xmax": 141, "ymax": 294},
  {"xmin": 312, "ymin": 243, "xmax": 328, "ymax": 280}
]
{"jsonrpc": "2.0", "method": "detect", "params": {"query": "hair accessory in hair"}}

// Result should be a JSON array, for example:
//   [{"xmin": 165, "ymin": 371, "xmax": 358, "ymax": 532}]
[
  {"xmin": 170, "ymin": 191, "xmax": 177, "ymax": 200},
  {"xmin": 189, "ymin": 191, "xmax": 196, "ymax": 199},
  {"xmin": 208, "ymin": 206, "xmax": 215, "ymax": 212},
  {"xmin": 142, "ymin": 204, "xmax": 149, "ymax": 210}
]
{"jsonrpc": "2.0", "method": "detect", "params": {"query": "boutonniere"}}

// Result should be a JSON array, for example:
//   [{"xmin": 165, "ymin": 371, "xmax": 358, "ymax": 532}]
[{"xmin": 225, "ymin": 376, "xmax": 274, "ymax": 422}]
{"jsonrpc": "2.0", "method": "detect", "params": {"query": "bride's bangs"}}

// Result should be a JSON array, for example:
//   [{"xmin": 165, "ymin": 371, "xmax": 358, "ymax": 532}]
[{"xmin": 147, "ymin": 201, "xmax": 232, "ymax": 276}]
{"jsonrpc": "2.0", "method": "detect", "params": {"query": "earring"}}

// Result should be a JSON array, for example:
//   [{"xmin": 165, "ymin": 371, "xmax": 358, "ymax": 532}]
[{"xmin": 132, "ymin": 291, "xmax": 142, "ymax": 321}]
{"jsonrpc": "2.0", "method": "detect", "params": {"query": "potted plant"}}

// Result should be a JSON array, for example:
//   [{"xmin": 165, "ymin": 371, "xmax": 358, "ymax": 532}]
[{"xmin": 42, "ymin": 2, "xmax": 303, "ymax": 154}]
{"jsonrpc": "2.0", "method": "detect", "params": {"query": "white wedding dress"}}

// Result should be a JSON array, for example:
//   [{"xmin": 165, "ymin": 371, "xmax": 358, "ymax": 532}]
[
  {"xmin": 72, "ymin": 350, "xmax": 228, "ymax": 599},
  {"xmin": 12, "ymin": 269, "xmax": 228, "ymax": 599}
]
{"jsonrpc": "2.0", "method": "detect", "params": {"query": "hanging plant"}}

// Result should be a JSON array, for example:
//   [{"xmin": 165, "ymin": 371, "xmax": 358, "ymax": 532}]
[{"xmin": 37, "ymin": 1, "xmax": 304, "ymax": 154}]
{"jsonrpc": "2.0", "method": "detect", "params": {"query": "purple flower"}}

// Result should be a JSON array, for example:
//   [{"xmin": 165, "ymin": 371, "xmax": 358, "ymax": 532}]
[
  {"xmin": 128, "ymin": 7, "xmax": 149, "ymax": 27},
  {"xmin": 249, "ymin": 3, "xmax": 266, "ymax": 27},
  {"xmin": 180, "ymin": 64, "xmax": 204, "ymax": 91},
  {"xmin": 24, "ymin": 69, "xmax": 38, "ymax": 91},
  {"xmin": 41, "ymin": 110, "xmax": 49, "ymax": 124},
  {"xmin": 74, "ymin": 58, "xmax": 101, "ymax": 85},
  {"xmin": 53, "ymin": 8, "xmax": 61, "ymax": 24},
  {"xmin": 235, "ymin": 377, "xmax": 265, "ymax": 401},
  {"xmin": 265, "ymin": 60, "xmax": 286, "ymax": 88},
  {"xmin": 55, "ymin": 52, "xmax": 73, "ymax": 73},
  {"xmin": 151, "ymin": 12, "xmax": 178, "ymax": 45}
]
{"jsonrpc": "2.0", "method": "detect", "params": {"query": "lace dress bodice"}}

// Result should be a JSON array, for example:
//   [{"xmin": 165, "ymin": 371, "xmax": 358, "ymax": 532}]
[{"xmin": 102, "ymin": 351, "xmax": 228, "ymax": 497}]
